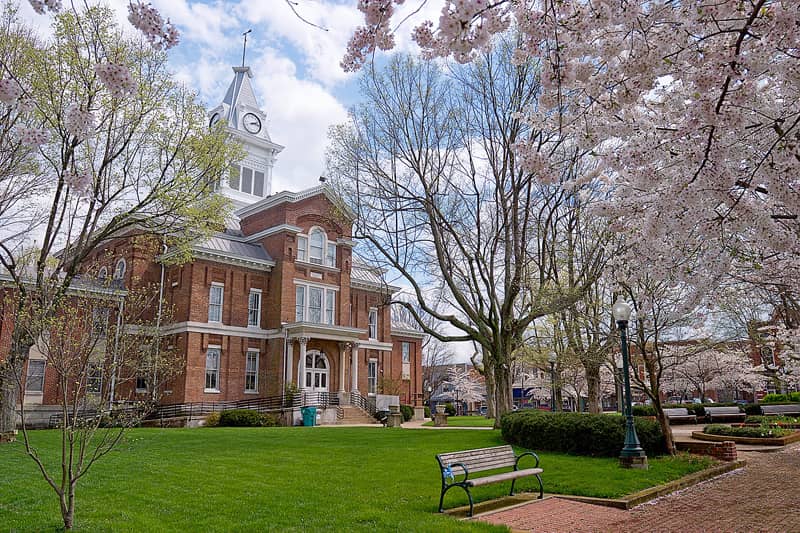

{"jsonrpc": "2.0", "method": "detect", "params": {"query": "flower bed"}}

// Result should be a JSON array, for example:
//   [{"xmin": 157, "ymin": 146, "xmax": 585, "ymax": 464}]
[{"xmin": 692, "ymin": 424, "xmax": 800, "ymax": 446}]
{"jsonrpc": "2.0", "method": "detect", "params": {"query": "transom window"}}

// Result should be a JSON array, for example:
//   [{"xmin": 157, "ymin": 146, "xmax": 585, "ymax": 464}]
[
  {"xmin": 296, "ymin": 228, "xmax": 336, "ymax": 267},
  {"xmin": 25, "ymin": 360, "xmax": 45, "ymax": 393},
  {"xmin": 248, "ymin": 289, "xmax": 261, "ymax": 328},
  {"xmin": 295, "ymin": 284, "xmax": 336, "ymax": 325},
  {"xmin": 245, "ymin": 351, "xmax": 259, "ymax": 393},
  {"xmin": 205, "ymin": 348, "xmax": 220, "ymax": 391},
  {"xmin": 228, "ymin": 164, "xmax": 266, "ymax": 197},
  {"xmin": 208, "ymin": 283, "xmax": 224, "ymax": 323}
]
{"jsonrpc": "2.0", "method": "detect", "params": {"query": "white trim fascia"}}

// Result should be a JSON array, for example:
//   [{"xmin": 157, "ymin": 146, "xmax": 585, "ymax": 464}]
[
  {"xmin": 294, "ymin": 260, "xmax": 340, "ymax": 274},
  {"xmin": 161, "ymin": 321, "xmax": 282, "ymax": 339},
  {"xmin": 207, "ymin": 344, "xmax": 222, "ymax": 349},
  {"xmin": 350, "ymin": 279, "xmax": 401, "ymax": 294},
  {"xmin": 193, "ymin": 249, "xmax": 275, "ymax": 271},
  {"xmin": 243, "ymin": 224, "xmax": 302, "ymax": 242},
  {"xmin": 358, "ymin": 340, "xmax": 394, "ymax": 352},
  {"xmin": 235, "ymin": 185, "xmax": 356, "ymax": 221},
  {"xmin": 336, "ymin": 238, "xmax": 356, "ymax": 248},
  {"xmin": 391, "ymin": 328, "xmax": 427, "ymax": 339},
  {"xmin": 286, "ymin": 322, "xmax": 363, "ymax": 342},
  {"xmin": 293, "ymin": 278, "xmax": 341, "ymax": 291}
]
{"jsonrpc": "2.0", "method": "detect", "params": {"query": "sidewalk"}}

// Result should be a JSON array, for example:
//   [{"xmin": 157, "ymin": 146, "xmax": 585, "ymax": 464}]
[
  {"xmin": 476, "ymin": 442, "xmax": 800, "ymax": 532},
  {"xmin": 402, "ymin": 418, "xmax": 495, "ymax": 430}
]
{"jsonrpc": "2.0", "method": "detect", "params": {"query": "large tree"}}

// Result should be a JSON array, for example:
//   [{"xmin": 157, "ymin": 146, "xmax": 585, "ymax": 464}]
[
  {"xmin": 328, "ymin": 44, "xmax": 603, "ymax": 424},
  {"xmin": 0, "ymin": 5, "xmax": 235, "ymax": 439}
]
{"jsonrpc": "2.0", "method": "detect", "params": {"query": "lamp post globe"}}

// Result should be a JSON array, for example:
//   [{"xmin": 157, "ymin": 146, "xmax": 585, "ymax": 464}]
[{"xmin": 612, "ymin": 296, "xmax": 648, "ymax": 469}]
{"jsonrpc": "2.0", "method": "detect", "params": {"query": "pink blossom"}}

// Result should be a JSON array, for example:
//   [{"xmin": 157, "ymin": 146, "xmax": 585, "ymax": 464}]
[
  {"xmin": 0, "ymin": 79, "xmax": 22, "ymax": 104},
  {"xmin": 64, "ymin": 103, "xmax": 95, "ymax": 140},
  {"xmin": 64, "ymin": 169, "xmax": 93, "ymax": 197},
  {"xmin": 18, "ymin": 127, "xmax": 49, "ymax": 147},
  {"xmin": 94, "ymin": 62, "xmax": 138, "ymax": 97},
  {"xmin": 127, "ymin": 2, "xmax": 180, "ymax": 50}
]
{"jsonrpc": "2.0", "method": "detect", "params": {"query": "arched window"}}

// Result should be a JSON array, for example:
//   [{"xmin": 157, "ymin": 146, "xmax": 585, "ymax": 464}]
[
  {"xmin": 113, "ymin": 258, "xmax": 126, "ymax": 280},
  {"xmin": 309, "ymin": 228, "xmax": 324, "ymax": 264},
  {"xmin": 98, "ymin": 266, "xmax": 108, "ymax": 280}
]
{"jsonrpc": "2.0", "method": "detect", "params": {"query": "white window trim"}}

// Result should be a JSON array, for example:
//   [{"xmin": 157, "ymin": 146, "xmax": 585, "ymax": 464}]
[
  {"xmin": 367, "ymin": 358, "xmax": 378, "ymax": 396},
  {"xmin": 368, "ymin": 308, "xmax": 378, "ymax": 340},
  {"xmin": 244, "ymin": 350, "xmax": 259, "ymax": 394},
  {"xmin": 248, "ymin": 288, "xmax": 262, "ymax": 328},
  {"xmin": 294, "ymin": 282, "xmax": 337, "ymax": 325},
  {"xmin": 208, "ymin": 283, "xmax": 224, "ymax": 324},
  {"xmin": 296, "ymin": 227, "xmax": 337, "ymax": 268},
  {"xmin": 204, "ymin": 346, "xmax": 221, "ymax": 393},
  {"xmin": 113, "ymin": 258, "xmax": 126, "ymax": 280},
  {"xmin": 25, "ymin": 359, "xmax": 46, "ymax": 394}
]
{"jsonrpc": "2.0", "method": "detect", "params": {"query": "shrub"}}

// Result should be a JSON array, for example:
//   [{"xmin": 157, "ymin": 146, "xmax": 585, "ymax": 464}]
[
  {"xmin": 500, "ymin": 410, "xmax": 667, "ymax": 457},
  {"xmin": 204, "ymin": 412, "xmax": 221, "ymax": 427},
  {"xmin": 744, "ymin": 415, "xmax": 800, "ymax": 425},
  {"xmin": 632, "ymin": 405, "xmax": 655, "ymax": 416},
  {"xmin": 762, "ymin": 392, "xmax": 800, "ymax": 404},
  {"xmin": 444, "ymin": 403, "xmax": 456, "ymax": 416},
  {"xmin": 703, "ymin": 424, "xmax": 791, "ymax": 438},
  {"xmin": 743, "ymin": 403, "xmax": 762, "ymax": 416},
  {"xmin": 218, "ymin": 409, "xmax": 279, "ymax": 427},
  {"xmin": 400, "ymin": 404, "xmax": 414, "ymax": 422},
  {"xmin": 424, "ymin": 406, "xmax": 431, "ymax": 418}
]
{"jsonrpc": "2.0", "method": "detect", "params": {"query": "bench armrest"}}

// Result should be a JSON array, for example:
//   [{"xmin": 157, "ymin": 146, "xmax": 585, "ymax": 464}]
[
  {"xmin": 514, "ymin": 451, "xmax": 540, "ymax": 470},
  {"xmin": 443, "ymin": 462, "xmax": 469, "ymax": 483}
]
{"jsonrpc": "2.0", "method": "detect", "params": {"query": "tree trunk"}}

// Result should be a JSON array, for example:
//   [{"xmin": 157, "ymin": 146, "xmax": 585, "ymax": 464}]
[
  {"xmin": 584, "ymin": 361, "xmax": 603, "ymax": 414},
  {"xmin": 0, "ymin": 334, "xmax": 33, "ymax": 440},
  {"xmin": 492, "ymin": 363, "xmax": 513, "ymax": 429},
  {"xmin": 484, "ymin": 361, "xmax": 496, "ymax": 419},
  {"xmin": 653, "ymin": 400, "xmax": 675, "ymax": 455}
]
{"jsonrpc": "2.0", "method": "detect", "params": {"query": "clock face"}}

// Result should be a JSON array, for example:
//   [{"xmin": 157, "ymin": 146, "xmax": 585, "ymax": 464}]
[
  {"xmin": 242, "ymin": 113, "xmax": 262, "ymax": 134},
  {"xmin": 209, "ymin": 113, "xmax": 220, "ymax": 127}
]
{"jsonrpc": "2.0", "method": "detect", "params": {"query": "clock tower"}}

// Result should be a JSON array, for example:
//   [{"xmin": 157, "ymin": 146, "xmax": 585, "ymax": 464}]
[{"xmin": 208, "ymin": 65, "xmax": 284, "ymax": 208}]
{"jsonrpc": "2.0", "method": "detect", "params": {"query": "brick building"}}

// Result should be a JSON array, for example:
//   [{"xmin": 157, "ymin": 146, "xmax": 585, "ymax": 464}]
[{"xmin": 16, "ymin": 63, "xmax": 425, "ymax": 423}]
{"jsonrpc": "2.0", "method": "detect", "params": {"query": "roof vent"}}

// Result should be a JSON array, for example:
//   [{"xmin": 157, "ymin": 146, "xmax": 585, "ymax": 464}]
[{"xmin": 319, "ymin": 176, "xmax": 327, "ymax": 183}]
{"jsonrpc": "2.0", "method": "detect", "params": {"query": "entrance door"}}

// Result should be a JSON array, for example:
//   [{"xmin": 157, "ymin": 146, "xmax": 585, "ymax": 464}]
[{"xmin": 302, "ymin": 351, "xmax": 329, "ymax": 392}]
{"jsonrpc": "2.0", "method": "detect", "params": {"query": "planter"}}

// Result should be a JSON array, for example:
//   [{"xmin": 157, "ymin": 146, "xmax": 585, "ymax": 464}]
[
  {"xmin": 435, "ymin": 405, "xmax": 447, "ymax": 415},
  {"xmin": 692, "ymin": 430, "xmax": 800, "ymax": 446},
  {"xmin": 389, "ymin": 405, "xmax": 400, "ymax": 414}
]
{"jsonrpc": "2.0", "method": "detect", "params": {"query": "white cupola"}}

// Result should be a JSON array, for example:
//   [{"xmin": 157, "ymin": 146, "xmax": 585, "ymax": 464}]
[{"xmin": 209, "ymin": 65, "xmax": 284, "ymax": 208}]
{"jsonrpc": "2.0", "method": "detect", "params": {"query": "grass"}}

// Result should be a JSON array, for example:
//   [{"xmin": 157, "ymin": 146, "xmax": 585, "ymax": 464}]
[
  {"xmin": 0, "ymin": 427, "xmax": 714, "ymax": 532},
  {"xmin": 422, "ymin": 416, "xmax": 496, "ymax": 427}
]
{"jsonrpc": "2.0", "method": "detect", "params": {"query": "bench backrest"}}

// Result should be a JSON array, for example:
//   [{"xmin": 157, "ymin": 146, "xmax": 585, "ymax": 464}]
[
  {"xmin": 704, "ymin": 407, "xmax": 741, "ymax": 415},
  {"xmin": 437, "ymin": 445, "xmax": 517, "ymax": 473},
  {"xmin": 664, "ymin": 408, "xmax": 690, "ymax": 416},
  {"xmin": 761, "ymin": 404, "xmax": 800, "ymax": 414}
]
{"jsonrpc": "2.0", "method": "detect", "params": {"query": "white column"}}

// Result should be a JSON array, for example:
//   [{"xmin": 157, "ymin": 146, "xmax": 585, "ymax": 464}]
[
  {"xmin": 297, "ymin": 337, "xmax": 309, "ymax": 389},
  {"xmin": 286, "ymin": 339, "xmax": 294, "ymax": 385},
  {"xmin": 338, "ymin": 342, "xmax": 349, "ymax": 394},
  {"xmin": 351, "ymin": 343, "xmax": 359, "ymax": 393}
]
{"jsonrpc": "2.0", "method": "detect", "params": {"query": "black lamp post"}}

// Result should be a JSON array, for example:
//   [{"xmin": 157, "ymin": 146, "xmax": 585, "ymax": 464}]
[
  {"xmin": 613, "ymin": 296, "xmax": 648, "ymax": 469},
  {"xmin": 548, "ymin": 353, "xmax": 558, "ymax": 412},
  {"xmin": 616, "ymin": 356, "xmax": 624, "ymax": 414}
]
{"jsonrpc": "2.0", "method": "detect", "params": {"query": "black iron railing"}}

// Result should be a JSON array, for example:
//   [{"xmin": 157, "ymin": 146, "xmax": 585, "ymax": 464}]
[{"xmin": 350, "ymin": 390, "xmax": 376, "ymax": 416}]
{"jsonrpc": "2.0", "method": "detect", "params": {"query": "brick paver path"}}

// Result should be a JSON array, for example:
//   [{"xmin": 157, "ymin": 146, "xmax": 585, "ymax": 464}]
[{"xmin": 478, "ymin": 444, "xmax": 800, "ymax": 532}]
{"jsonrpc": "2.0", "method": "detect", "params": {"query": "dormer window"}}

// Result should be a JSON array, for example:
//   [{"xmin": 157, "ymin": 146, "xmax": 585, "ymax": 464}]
[{"xmin": 296, "ymin": 228, "xmax": 336, "ymax": 267}]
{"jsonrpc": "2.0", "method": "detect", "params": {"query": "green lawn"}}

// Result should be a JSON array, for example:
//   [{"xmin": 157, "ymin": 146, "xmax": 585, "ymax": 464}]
[
  {"xmin": 423, "ymin": 416, "xmax": 496, "ymax": 427},
  {"xmin": 0, "ymin": 427, "xmax": 714, "ymax": 532}
]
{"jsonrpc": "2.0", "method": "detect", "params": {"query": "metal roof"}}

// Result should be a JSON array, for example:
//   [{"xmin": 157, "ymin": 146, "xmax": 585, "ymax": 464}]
[{"xmin": 195, "ymin": 234, "xmax": 273, "ymax": 264}]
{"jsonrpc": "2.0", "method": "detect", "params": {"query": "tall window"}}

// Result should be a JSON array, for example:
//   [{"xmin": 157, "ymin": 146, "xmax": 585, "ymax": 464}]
[
  {"xmin": 367, "ymin": 360, "xmax": 377, "ymax": 395},
  {"xmin": 113, "ymin": 258, "xmax": 126, "ymax": 280},
  {"xmin": 295, "ymin": 286, "xmax": 305, "ymax": 322},
  {"xmin": 205, "ymin": 348, "xmax": 220, "ymax": 391},
  {"xmin": 245, "ymin": 351, "xmax": 259, "ymax": 393},
  {"xmin": 309, "ymin": 229, "xmax": 324, "ymax": 264},
  {"xmin": 309, "ymin": 287, "xmax": 323, "ymax": 323},
  {"xmin": 135, "ymin": 375, "xmax": 147, "ymax": 392},
  {"xmin": 296, "ymin": 230, "xmax": 336, "ymax": 267},
  {"xmin": 25, "ymin": 360, "xmax": 45, "ymax": 393},
  {"xmin": 402, "ymin": 342, "xmax": 410, "ymax": 363},
  {"xmin": 248, "ymin": 289, "xmax": 261, "ymax": 327},
  {"xmin": 228, "ymin": 164, "xmax": 266, "ymax": 197},
  {"xmin": 208, "ymin": 284, "xmax": 223, "ymax": 323},
  {"xmin": 92, "ymin": 308, "xmax": 109, "ymax": 338},
  {"xmin": 295, "ymin": 284, "xmax": 336, "ymax": 325},
  {"xmin": 368, "ymin": 309, "xmax": 378, "ymax": 339},
  {"xmin": 87, "ymin": 364, "xmax": 102, "ymax": 394}
]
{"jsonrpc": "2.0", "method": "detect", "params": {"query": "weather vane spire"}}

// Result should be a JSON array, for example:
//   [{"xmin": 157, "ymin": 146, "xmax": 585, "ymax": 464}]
[{"xmin": 241, "ymin": 29, "xmax": 252, "ymax": 67}]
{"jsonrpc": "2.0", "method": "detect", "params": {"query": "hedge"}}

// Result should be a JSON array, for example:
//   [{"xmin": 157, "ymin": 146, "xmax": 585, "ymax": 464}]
[
  {"xmin": 500, "ymin": 410, "xmax": 667, "ymax": 457},
  {"xmin": 400, "ymin": 404, "xmax": 414, "ymax": 422},
  {"xmin": 218, "ymin": 409, "xmax": 279, "ymax": 427},
  {"xmin": 703, "ymin": 424, "xmax": 792, "ymax": 438},
  {"xmin": 762, "ymin": 392, "xmax": 800, "ymax": 404}
]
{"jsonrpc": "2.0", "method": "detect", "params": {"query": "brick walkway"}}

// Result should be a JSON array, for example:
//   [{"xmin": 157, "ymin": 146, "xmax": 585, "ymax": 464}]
[{"xmin": 477, "ymin": 444, "xmax": 800, "ymax": 532}]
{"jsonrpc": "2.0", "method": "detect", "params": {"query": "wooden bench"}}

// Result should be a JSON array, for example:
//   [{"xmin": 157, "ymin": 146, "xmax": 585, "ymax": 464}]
[
  {"xmin": 704, "ymin": 406, "xmax": 745, "ymax": 423},
  {"xmin": 435, "ymin": 445, "xmax": 543, "ymax": 517},
  {"xmin": 760, "ymin": 404, "xmax": 800, "ymax": 416},
  {"xmin": 664, "ymin": 408, "xmax": 697, "ymax": 424}
]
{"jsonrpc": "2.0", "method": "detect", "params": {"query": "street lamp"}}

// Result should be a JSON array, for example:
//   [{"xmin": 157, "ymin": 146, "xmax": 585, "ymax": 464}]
[
  {"xmin": 612, "ymin": 296, "xmax": 648, "ymax": 469},
  {"xmin": 616, "ymin": 356, "xmax": 624, "ymax": 414},
  {"xmin": 548, "ymin": 352, "xmax": 558, "ymax": 412}
]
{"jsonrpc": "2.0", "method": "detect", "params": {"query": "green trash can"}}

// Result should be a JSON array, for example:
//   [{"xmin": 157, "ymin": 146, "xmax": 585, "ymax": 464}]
[{"xmin": 302, "ymin": 407, "xmax": 317, "ymax": 427}]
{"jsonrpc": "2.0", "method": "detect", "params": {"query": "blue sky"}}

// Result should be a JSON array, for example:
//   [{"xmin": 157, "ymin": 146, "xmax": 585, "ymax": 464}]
[{"xmin": 19, "ymin": 0, "xmax": 441, "ymax": 193}]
